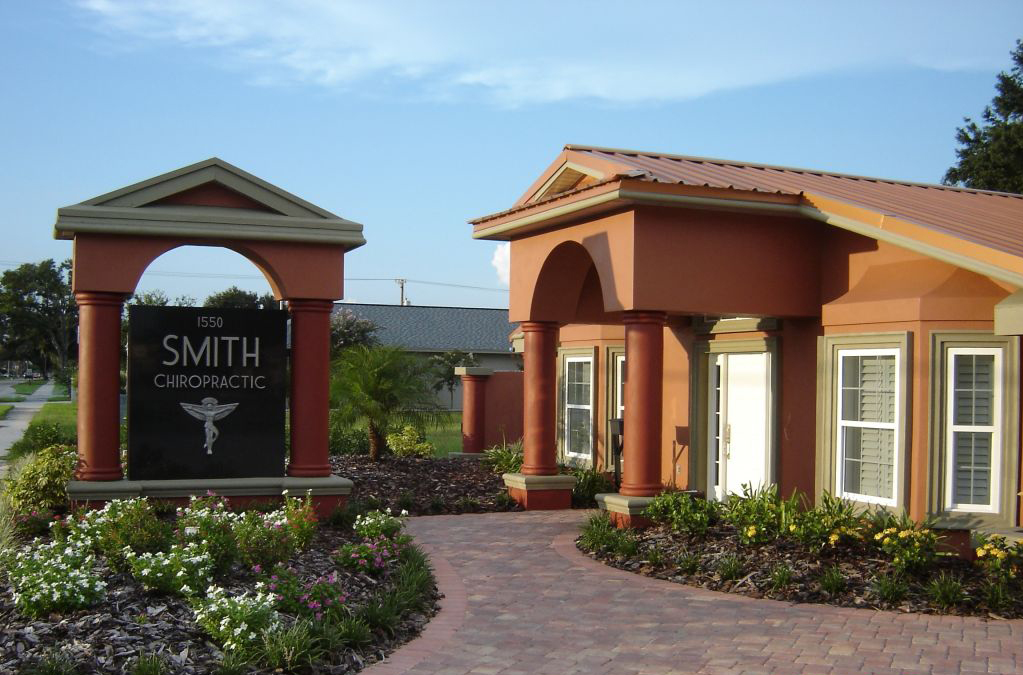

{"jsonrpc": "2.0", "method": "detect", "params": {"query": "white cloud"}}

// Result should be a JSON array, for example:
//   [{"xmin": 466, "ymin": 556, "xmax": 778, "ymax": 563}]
[
  {"xmin": 491, "ymin": 243, "xmax": 510, "ymax": 287},
  {"xmin": 75, "ymin": 1, "xmax": 1018, "ymax": 106}
]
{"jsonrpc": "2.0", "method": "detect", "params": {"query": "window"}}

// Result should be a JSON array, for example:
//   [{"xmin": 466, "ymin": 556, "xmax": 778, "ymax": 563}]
[
  {"xmin": 613, "ymin": 353, "xmax": 626, "ymax": 420},
  {"xmin": 836, "ymin": 349, "xmax": 899, "ymax": 505},
  {"xmin": 564, "ymin": 356, "xmax": 593, "ymax": 459},
  {"xmin": 945, "ymin": 348, "xmax": 1001, "ymax": 512}
]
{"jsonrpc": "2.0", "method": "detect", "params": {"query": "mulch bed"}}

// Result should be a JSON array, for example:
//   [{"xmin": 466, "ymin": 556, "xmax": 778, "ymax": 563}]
[
  {"xmin": 331, "ymin": 455, "xmax": 521, "ymax": 516},
  {"xmin": 0, "ymin": 525, "xmax": 440, "ymax": 674},
  {"xmin": 579, "ymin": 522, "xmax": 1023, "ymax": 619}
]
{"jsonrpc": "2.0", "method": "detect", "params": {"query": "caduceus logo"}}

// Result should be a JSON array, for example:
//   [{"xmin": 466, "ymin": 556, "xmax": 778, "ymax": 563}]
[{"xmin": 180, "ymin": 397, "xmax": 239, "ymax": 455}]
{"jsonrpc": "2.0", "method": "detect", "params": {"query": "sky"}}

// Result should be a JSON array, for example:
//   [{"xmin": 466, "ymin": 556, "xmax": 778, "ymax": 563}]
[{"xmin": 1, "ymin": 1, "xmax": 1020, "ymax": 308}]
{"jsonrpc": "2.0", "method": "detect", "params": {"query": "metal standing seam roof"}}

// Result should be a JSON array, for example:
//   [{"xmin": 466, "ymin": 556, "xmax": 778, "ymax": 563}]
[
  {"xmin": 334, "ymin": 303, "xmax": 515, "ymax": 353},
  {"xmin": 557, "ymin": 145, "xmax": 1023, "ymax": 261}
]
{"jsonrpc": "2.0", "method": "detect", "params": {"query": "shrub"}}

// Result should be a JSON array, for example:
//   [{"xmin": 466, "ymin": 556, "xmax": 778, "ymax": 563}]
[
  {"xmin": 644, "ymin": 491, "xmax": 719, "ymax": 537},
  {"xmin": 124, "ymin": 542, "xmax": 213, "ymax": 597},
  {"xmin": 264, "ymin": 565, "xmax": 349, "ymax": 622},
  {"xmin": 927, "ymin": 572, "xmax": 964, "ymax": 610},
  {"xmin": 578, "ymin": 512, "xmax": 638, "ymax": 556},
  {"xmin": 176, "ymin": 495, "xmax": 239, "ymax": 576},
  {"xmin": 359, "ymin": 591, "xmax": 403, "ymax": 635},
  {"xmin": 259, "ymin": 619, "xmax": 321, "ymax": 671},
  {"xmin": 332, "ymin": 617, "xmax": 373, "ymax": 647},
  {"xmin": 568, "ymin": 467, "xmax": 612, "ymax": 507},
  {"xmin": 335, "ymin": 535, "xmax": 405, "ymax": 575},
  {"xmin": 790, "ymin": 492, "xmax": 864, "ymax": 550},
  {"xmin": 327, "ymin": 417, "xmax": 370, "ymax": 456},
  {"xmin": 819, "ymin": 566, "xmax": 846, "ymax": 594},
  {"xmin": 872, "ymin": 573, "xmax": 908, "ymax": 605},
  {"xmin": 716, "ymin": 554, "xmax": 744, "ymax": 581},
  {"xmin": 4, "ymin": 444, "xmax": 77, "ymax": 514},
  {"xmin": 95, "ymin": 499, "xmax": 174, "ymax": 572},
  {"xmin": 354, "ymin": 509, "xmax": 406, "ymax": 540},
  {"xmin": 233, "ymin": 510, "xmax": 296, "ymax": 569},
  {"xmin": 6, "ymin": 422, "xmax": 76, "ymax": 463},
  {"xmin": 769, "ymin": 563, "xmax": 793, "ymax": 591},
  {"xmin": 13, "ymin": 509, "xmax": 55, "ymax": 538},
  {"xmin": 192, "ymin": 584, "xmax": 281, "ymax": 653},
  {"xmin": 982, "ymin": 579, "xmax": 1011, "ymax": 611},
  {"xmin": 481, "ymin": 439, "xmax": 523, "ymax": 474},
  {"xmin": 874, "ymin": 525, "xmax": 939, "ymax": 575},
  {"xmin": 974, "ymin": 534, "xmax": 1023, "ymax": 583},
  {"xmin": 18, "ymin": 650, "xmax": 80, "ymax": 675},
  {"xmin": 724, "ymin": 484, "xmax": 799, "ymax": 545},
  {"xmin": 385, "ymin": 426, "xmax": 435, "ymax": 458},
  {"xmin": 282, "ymin": 491, "xmax": 318, "ymax": 551},
  {"xmin": 8, "ymin": 539, "xmax": 106, "ymax": 617},
  {"xmin": 676, "ymin": 551, "xmax": 701, "ymax": 575},
  {"xmin": 129, "ymin": 653, "xmax": 167, "ymax": 675}
]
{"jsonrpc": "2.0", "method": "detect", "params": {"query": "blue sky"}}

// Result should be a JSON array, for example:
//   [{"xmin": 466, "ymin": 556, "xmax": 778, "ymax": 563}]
[{"xmin": 2, "ymin": 1, "xmax": 1020, "ymax": 308}]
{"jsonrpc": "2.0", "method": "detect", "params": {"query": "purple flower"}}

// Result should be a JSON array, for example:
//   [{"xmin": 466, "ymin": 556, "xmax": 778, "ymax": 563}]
[
  {"xmin": 252, "ymin": 564, "xmax": 262, "ymax": 574},
  {"xmin": 359, "ymin": 559, "xmax": 367, "ymax": 566}
]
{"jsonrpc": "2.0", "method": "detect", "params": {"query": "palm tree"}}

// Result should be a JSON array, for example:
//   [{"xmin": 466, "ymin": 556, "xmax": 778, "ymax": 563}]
[{"xmin": 329, "ymin": 345, "xmax": 440, "ymax": 460}]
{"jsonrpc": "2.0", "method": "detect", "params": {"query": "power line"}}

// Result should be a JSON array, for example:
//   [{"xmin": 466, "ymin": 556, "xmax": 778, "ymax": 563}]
[{"xmin": 0, "ymin": 260, "xmax": 508, "ymax": 292}]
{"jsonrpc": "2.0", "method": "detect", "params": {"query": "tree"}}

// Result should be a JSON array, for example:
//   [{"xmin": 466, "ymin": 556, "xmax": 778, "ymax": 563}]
[
  {"xmin": 329, "ymin": 309, "xmax": 379, "ymax": 357},
  {"xmin": 430, "ymin": 350, "xmax": 479, "ymax": 408},
  {"xmin": 329, "ymin": 346, "xmax": 440, "ymax": 460},
  {"xmin": 0, "ymin": 259, "xmax": 77, "ymax": 380},
  {"xmin": 943, "ymin": 40, "xmax": 1023, "ymax": 193},
  {"xmin": 203, "ymin": 286, "xmax": 277, "ymax": 310}
]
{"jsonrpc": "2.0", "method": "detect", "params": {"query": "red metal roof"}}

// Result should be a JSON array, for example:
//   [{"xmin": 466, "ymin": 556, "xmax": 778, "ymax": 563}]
[{"xmin": 563, "ymin": 145, "xmax": 1023, "ymax": 259}]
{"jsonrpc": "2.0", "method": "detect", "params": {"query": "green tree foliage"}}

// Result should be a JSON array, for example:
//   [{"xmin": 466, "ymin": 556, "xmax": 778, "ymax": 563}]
[
  {"xmin": 0, "ymin": 259, "xmax": 77, "ymax": 380},
  {"xmin": 329, "ymin": 309, "xmax": 379, "ymax": 357},
  {"xmin": 430, "ymin": 350, "xmax": 479, "ymax": 408},
  {"xmin": 203, "ymin": 286, "xmax": 277, "ymax": 310},
  {"xmin": 944, "ymin": 40, "xmax": 1023, "ymax": 193},
  {"xmin": 329, "ymin": 346, "xmax": 439, "ymax": 461}
]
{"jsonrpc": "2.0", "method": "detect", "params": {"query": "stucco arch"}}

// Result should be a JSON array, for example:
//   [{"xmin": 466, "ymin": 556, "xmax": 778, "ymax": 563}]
[{"xmin": 526, "ymin": 239, "xmax": 623, "ymax": 324}]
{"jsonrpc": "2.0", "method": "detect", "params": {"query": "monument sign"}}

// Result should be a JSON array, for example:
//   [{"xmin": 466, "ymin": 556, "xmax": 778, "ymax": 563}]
[{"xmin": 128, "ymin": 306, "xmax": 287, "ymax": 480}]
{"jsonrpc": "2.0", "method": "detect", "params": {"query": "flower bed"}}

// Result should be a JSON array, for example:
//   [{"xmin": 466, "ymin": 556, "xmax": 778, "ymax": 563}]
[
  {"xmin": 0, "ymin": 494, "xmax": 437, "ymax": 674},
  {"xmin": 577, "ymin": 487, "xmax": 1023, "ymax": 618}
]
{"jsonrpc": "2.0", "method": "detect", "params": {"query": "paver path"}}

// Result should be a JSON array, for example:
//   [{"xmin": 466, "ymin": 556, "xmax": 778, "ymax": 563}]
[{"xmin": 368, "ymin": 511, "xmax": 1022, "ymax": 675}]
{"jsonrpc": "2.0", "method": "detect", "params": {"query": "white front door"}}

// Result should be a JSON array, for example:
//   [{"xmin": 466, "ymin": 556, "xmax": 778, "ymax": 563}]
[{"xmin": 708, "ymin": 352, "xmax": 772, "ymax": 500}]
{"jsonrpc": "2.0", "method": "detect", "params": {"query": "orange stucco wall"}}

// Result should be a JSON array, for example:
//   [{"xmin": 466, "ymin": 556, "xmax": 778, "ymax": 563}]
[{"xmin": 482, "ymin": 371, "xmax": 525, "ymax": 449}]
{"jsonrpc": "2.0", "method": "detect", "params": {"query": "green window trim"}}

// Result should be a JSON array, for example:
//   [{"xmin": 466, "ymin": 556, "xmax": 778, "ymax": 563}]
[
  {"xmin": 690, "ymin": 337, "xmax": 778, "ymax": 497},
  {"xmin": 928, "ymin": 332, "xmax": 1019, "ymax": 530},
  {"xmin": 557, "ymin": 346, "xmax": 598, "ymax": 467},
  {"xmin": 816, "ymin": 332, "xmax": 911, "ymax": 513}
]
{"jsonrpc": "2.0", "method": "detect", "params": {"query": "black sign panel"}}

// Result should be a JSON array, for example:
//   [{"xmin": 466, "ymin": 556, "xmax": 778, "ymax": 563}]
[{"xmin": 128, "ymin": 306, "xmax": 287, "ymax": 480}]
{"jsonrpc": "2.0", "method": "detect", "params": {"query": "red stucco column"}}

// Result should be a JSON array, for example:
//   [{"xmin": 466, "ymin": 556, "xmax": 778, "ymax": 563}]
[
  {"xmin": 620, "ymin": 311, "xmax": 667, "ymax": 497},
  {"xmin": 460, "ymin": 373, "xmax": 489, "ymax": 454},
  {"xmin": 287, "ymin": 299, "xmax": 333, "ymax": 477},
  {"xmin": 75, "ymin": 291, "xmax": 126, "ymax": 480},
  {"xmin": 521, "ymin": 321, "xmax": 558, "ymax": 475}
]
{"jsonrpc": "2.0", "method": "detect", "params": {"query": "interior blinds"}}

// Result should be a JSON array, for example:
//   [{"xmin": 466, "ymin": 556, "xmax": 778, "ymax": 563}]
[
  {"xmin": 951, "ymin": 353, "xmax": 995, "ymax": 506},
  {"xmin": 840, "ymin": 353, "xmax": 896, "ymax": 499}
]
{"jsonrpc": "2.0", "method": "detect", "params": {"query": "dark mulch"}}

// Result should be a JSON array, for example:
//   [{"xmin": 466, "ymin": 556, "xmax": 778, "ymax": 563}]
[
  {"xmin": 0, "ymin": 526, "xmax": 439, "ymax": 674},
  {"xmin": 580, "ymin": 522, "xmax": 1023, "ymax": 619},
  {"xmin": 331, "ymin": 455, "xmax": 521, "ymax": 516}
]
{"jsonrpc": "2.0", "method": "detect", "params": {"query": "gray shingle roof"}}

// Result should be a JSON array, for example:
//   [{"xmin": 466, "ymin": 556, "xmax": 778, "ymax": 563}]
[{"xmin": 334, "ymin": 303, "xmax": 515, "ymax": 353}]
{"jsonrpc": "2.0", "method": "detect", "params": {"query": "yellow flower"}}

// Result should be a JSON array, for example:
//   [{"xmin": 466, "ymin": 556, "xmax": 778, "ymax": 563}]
[
  {"xmin": 874, "ymin": 533, "xmax": 884, "ymax": 541},
  {"xmin": 898, "ymin": 530, "xmax": 910, "ymax": 539},
  {"xmin": 883, "ymin": 538, "xmax": 892, "ymax": 546},
  {"xmin": 789, "ymin": 524, "xmax": 797, "ymax": 532},
  {"xmin": 976, "ymin": 547, "xmax": 987, "ymax": 558},
  {"xmin": 745, "ymin": 525, "xmax": 757, "ymax": 537},
  {"xmin": 996, "ymin": 550, "xmax": 1008, "ymax": 560},
  {"xmin": 828, "ymin": 533, "xmax": 840, "ymax": 546}
]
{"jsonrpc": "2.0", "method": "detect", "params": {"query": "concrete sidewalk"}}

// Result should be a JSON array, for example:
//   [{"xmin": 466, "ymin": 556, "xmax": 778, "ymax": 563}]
[
  {"xmin": 368, "ymin": 510, "xmax": 1022, "ymax": 675},
  {"xmin": 0, "ymin": 381, "xmax": 59, "ymax": 474}
]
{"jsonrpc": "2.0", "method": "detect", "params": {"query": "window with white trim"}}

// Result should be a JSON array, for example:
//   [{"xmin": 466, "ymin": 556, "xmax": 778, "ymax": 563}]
[
  {"xmin": 565, "ymin": 356, "xmax": 593, "ymax": 459},
  {"xmin": 945, "ymin": 348, "xmax": 1002, "ymax": 512},
  {"xmin": 837, "ymin": 349, "xmax": 899, "ymax": 505}
]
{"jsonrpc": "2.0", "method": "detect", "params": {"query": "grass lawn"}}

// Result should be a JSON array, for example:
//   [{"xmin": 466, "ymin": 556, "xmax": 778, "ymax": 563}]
[
  {"xmin": 48, "ymin": 381, "xmax": 71, "ymax": 401},
  {"xmin": 32, "ymin": 402, "xmax": 77, "ymax": 436},
  {"xmin": 13, "ymin": 381, "xmax": 44, "ymax": 396},
  {"xmin": 0, "ymin": 404, "xmax": 11, "ymax": 420},
  {"xmin": 425, "ymin": 412, "xmax": 462, "ymax": 457},
  {"xmin": 0, "ymin": 396, "xmax": 25, "ymax": 403}
]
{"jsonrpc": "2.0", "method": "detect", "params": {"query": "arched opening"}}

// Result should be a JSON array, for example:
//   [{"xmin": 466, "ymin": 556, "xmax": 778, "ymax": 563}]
[
  {"xmin": 529, "ymin": 241, "xmax": 617, "ymax": 324},
  {"xmin": 132, "ymin": 245, "xmax": 278, "ymax": 307}
]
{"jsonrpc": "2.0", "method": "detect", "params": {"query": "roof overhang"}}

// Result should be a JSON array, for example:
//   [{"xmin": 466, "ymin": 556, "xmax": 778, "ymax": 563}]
[
  {"xmin": 55, "ymin": 158, "xmax": 366, "ymax": 249},
  {"xmin": 471, "ymin": 179, "xmax": 1023, "ymax": 289}
]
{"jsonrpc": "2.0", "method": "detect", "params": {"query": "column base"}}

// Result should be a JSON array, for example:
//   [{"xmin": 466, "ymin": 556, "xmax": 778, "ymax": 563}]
[
  {"xmin": 68, "ymin": 475, "xmax": 353, "ymax": 518},
  {"xmin": 503, "ymin": 472, "xmax": 576, "ymax": 510},
  {"xmin": 596, "ymin": 492, "xmax": 655, "ymax": 529}
]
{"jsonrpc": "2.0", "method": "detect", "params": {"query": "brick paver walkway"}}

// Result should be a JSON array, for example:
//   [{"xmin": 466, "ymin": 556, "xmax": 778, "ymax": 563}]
[{"xmin": 367, "ymin": 510, "xmax": 1023, "ymax": 675}]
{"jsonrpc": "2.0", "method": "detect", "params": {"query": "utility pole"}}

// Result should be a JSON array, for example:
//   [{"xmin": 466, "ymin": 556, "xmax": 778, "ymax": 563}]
[{"xmin": 396, "ymin": 278, "xmax": 407, "ymax": 305}]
